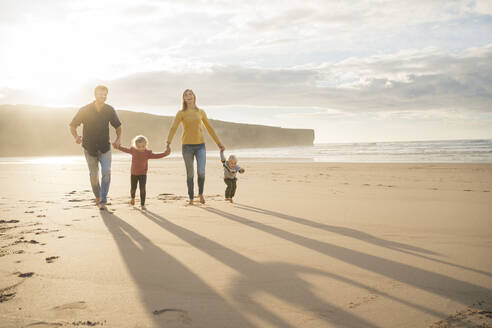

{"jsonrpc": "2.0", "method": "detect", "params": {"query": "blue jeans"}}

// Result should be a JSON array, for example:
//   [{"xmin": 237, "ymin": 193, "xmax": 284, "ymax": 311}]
[
  {"xmin": 84, "ymin": 149, "xmax": 112, "ymax": 204},
  {"xmin": 182, "ymin": 143, "xmax": 206, "ymax": 200}
]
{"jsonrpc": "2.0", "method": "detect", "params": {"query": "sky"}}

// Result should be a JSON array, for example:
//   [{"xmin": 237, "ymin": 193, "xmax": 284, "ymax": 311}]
[{"xmin": 0, "ymin": 0, "xmax": 491, "ymax": 143}]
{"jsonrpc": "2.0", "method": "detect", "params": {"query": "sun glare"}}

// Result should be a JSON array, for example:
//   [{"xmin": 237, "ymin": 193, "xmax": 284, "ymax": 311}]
[{"xmin": 1, "ymin": 10, "xmax": 127, "ymax": 105}]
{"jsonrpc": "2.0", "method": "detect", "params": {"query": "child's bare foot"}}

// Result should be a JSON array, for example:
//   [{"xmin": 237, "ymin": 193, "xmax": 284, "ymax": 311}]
[
  {"xmin": 130, "ymin": 198, "xmax": 135, "ymax": 206},
  {"xmin": 141, "ymin": 205, "xmax": 147, "ymax": 211},
  {"xmin": 199, "ymin": 194, "xmax": 205, "ymax": 204}
]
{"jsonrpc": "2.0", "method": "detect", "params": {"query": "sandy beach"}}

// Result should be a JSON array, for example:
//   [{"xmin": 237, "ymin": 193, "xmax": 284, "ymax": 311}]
[{"xmin": 0, "ymin": 157, "xmax": 491, "ymax": 327}]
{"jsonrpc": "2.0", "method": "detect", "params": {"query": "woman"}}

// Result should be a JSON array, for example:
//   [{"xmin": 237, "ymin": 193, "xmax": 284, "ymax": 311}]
[{"xmin": 167, "ymin": 89, "xmax": 225, "ymax": 205}]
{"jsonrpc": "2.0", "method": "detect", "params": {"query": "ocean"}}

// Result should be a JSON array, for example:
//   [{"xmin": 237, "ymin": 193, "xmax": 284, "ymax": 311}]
[
  {"xmin": 214, "ymin": 139, "xmax": 492, "ymax": 163},
  {"xmin": 1, "ymin": 139, "xmax": 491, "ymax": 164}
]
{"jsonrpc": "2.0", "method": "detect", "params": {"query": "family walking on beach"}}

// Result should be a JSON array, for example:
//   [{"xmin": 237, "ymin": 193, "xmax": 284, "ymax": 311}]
[{"xmin": 69, "ymin": 86, "xmax": 245, "ymax": 210}]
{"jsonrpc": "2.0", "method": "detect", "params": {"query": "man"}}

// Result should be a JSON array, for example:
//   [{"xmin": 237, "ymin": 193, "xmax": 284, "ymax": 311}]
[{"xmin": 69, "ymin": 85, "xmax": 122, "ymax": 210}]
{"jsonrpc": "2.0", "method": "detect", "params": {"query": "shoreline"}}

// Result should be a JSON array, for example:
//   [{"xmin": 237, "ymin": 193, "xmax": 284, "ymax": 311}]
[
  {"xmin": 1, "ymin": 155, "xmax": 492, "ymax": 164},
  {"xmin": 1, "ymin": 139, "xmax": 492, "ymax": 164}
]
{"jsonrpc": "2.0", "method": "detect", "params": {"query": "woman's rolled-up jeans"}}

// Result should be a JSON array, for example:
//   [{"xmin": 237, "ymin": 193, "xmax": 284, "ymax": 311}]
[{"xmin": 182, "ymin": 143, "xmax": 206, "ymax": 200}]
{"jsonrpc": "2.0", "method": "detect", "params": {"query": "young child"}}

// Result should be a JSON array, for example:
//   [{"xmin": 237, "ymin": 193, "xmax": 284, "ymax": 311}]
[
  {"xmin": 220, "ymin": 149, "xmax": 245, "ymax": 203},
  {"xmin": 115, "ymin": 135, "xmax": 170, "ymax": 210}
]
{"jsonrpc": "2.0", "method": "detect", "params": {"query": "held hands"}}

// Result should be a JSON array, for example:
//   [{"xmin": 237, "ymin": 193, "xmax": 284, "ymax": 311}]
[
  {"xmin": 74, "ymin": 136, "xmax": 82, "ymax": 144},
  {"xmin": 239, "ymin": 168, "xmax": 245, "ymax": 174},
  {"xmin": 218, "ymin": 143, "xmax": 225, "ymax": 152},
  {"xmin": 164, "ymin": 144, "xmax": 171, "ymax": 156},
  {"xmin": 112, "ymin": 138, "xmax": 121, "ymax": 149}
]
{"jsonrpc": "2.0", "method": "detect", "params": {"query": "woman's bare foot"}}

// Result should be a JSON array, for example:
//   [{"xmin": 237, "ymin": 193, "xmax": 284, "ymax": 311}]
[
  {"xmin": 199, "ymin": 194, "xmax": 205, "ymax": 204},
  {"xmin": 141, "ymin": 205, "xmax": 147, "ymax": 211},
  {"xmin": 229, "ymin": 198, "xmax": 234, "ymax": 203},
  {"xmin": 130, "ymin": 198, "xmax": 135, "ymax": 206},
  {"xmin": 188, "ymin": 199, "xmax": 194, "ymax": 206}
]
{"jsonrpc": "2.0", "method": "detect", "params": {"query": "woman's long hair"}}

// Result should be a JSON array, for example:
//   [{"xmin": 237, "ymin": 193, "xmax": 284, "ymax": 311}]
[{"xmin": 182, "ymin": 89, "xmax": 199, "ymax": 111}]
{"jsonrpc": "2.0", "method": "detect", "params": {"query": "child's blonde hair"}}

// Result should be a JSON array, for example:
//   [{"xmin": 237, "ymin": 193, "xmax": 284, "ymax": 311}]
[
  {"xmin": 228, "ymin": 154, "xmax": 237, "ymax": 162},
  {"xmin": 132, "ymin": 135, "xmax": 148, "ymax": 148}
]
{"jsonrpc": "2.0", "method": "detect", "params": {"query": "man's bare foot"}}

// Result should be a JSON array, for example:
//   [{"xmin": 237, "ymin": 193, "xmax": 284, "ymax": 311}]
[
  {"xmin": 141, "ymin": 205, "xmax": 146, "ymax": 211},
  {"xmin": 130, "ymin": 198, "xmax": 135, "ymax": 206},
  {"xmin": 99, "ymin": 204, "xmax": 107, "ymax": 211},
  {"xmin": 199, "ymin": 194, "xmax": 205, "ymax": 204},
  {"xmin": 95, "ymin": 197, "xmax": 100, "ymax": 205}
]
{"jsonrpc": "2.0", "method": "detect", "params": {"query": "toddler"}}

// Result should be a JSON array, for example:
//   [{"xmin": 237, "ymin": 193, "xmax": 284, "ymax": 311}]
[
  {"xmin": 115, "ymin": 135, "xmax": 170, "ymax": 210},
  {"xmin": 220, "ymin": 150, "xmax": 245, "ymax": 203}
]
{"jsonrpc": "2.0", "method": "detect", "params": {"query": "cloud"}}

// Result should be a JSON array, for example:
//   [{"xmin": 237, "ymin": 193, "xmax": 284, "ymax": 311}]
[
  {"xmin": 1, "ymin": 43, "xmax": 491, "ymax": 114},
  {"xmin": 52, "ymin": 44, "xmax": 488, "ymax": 113}
]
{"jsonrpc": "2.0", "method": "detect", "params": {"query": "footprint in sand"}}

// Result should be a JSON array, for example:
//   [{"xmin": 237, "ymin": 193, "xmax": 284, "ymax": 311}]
[
  {"xmin": 18, "ymin": 272, "xmax": 35, "ymax": 278},
  {"xmin": 429, "ymin": 301, "xmax": 492, "ymax": 328},
  {"xmin": 27, "ymin": 319, "xmax": 105, "ymax": 327},
  {"xmin": 153, "ymin": 308, "xmax": 191, "ymax": 324},
  {"xmin": 158, "ymin": 193, "xmax": 187, "ymax": 202},
  {"xmin": 348, "ymin": 293, "xmax": 378, "ymax": 309},
  {"xmin": 0, "ymin": 282, "xmax": 21, "ymax": 303},
  {"xmin": 52, "ymin": 301, "xmax": 87, "ymax": 311},
  {"xmin": 45, "ymin": 256, "xmax": 59, "ymax": 263},
  {"xmin": 25, "ymin": 322, "xmax": 63, "ymax": 327},
  {"xmin": 0, "ymin": 290, "xmax": 16, "ymax": 303},
  {"xmin": 71, "ymin": 321, "xmax": 105, "ymax": 326},
  {"xmin": 0, "ymin": 219, "xmax": 19, "ymax": 224},
  {"xmin": 17, "ymin": 239, "xmax": 40, "ymax": 245}
]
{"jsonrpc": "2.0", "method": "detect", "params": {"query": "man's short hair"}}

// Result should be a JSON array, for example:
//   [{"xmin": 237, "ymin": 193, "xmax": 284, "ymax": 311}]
[{"xmin": 94, "ymin": 85, "xmax": 108, "ymax": 94}]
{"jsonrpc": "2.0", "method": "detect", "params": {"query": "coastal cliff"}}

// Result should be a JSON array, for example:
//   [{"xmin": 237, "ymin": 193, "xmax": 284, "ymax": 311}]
[{"xmin": 0, "ymin": 105, "xmax": 314, "ymax": 156}]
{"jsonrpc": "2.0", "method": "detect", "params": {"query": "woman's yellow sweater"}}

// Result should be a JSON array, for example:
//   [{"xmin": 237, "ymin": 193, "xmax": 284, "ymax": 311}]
[{"xmin": 167, "ymin": 108, "xmax": 221, "ymax": 145}]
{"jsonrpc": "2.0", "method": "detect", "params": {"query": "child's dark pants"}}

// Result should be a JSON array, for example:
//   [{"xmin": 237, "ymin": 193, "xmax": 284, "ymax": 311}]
[
  {"xmin": 131, "ymin": 174, "xmax": 147, "ymax": 205},
  {"xmin": 224, "ymin": 178, "xmax": 237, "ymax": 199}
]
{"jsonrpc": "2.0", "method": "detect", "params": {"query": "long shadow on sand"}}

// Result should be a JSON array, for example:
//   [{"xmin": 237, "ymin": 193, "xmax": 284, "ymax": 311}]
[
  {"xmin": 234, "ymin": 203, "xmax": 492, "ymax": 278},
  {"xmin": 141, "ymin": 209, "xmax": 398, "ymax": 328},
  {"xmin": 201, "ymin": 207, "xmax": 492, "ymax": 313},
  {"xmin": 100, "ymin": 211, "xmax": 254, "ymax": 327}
]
